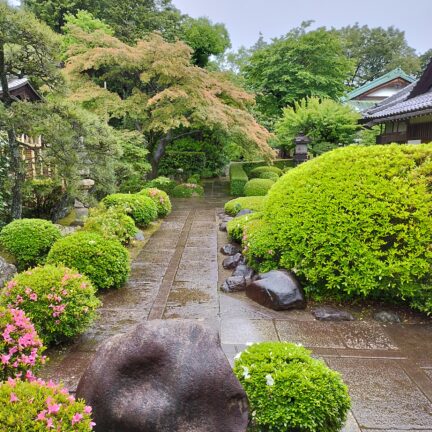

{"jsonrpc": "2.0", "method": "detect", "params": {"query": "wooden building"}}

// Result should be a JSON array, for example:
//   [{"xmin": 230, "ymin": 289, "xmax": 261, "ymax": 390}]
[
  {"xmin": 345, "ymin": 68, "xmax": 415, "ymax": 112},
  {"xmin": 362, "ymin": 59, "xmax": 432, "ymax": 144},
  {"xmin": 0, "ymin": 77, "xmax": 41, "ymax": 102}
]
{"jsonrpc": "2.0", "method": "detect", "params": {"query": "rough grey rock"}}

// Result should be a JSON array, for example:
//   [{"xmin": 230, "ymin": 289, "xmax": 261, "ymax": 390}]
[
  {"xmin": 134, "ymin": 230, "xmax": 145, "ymax": 241},
  {"xmin": 219, "ymin": 214, "xmax": 234, "ymax": 223},
  {"xmin": 312, "ymin": 307, "xmax": 355, "ymax": 322},
  {"xmin": 76, "ymin": 320, "xmax": 248, "ymax": 432},
  {"xmin": 232, "ymin": 263, "xmax": 255, "ymax": 285},
  {"xmin": 219, "ymin": 221, "xmax": 228, "ymax": 232},
  {"xmin": 246, "ymin": 270, "xmax": 306, "ymax": 311},
  {"xmin": 55, "ymin": 225, "xmax": 78, "ymax": 237},
  {"xmin": 223, "ymin": 253, "xmax": 243, "ymax": 270},
  {"xmin": 0, "ymin": 257, "xmax": 16, "ymax": 288},
  {"xmin": 221, "ymin": 276, "xmax": 246, "ymax": 293},
  {"xmin": 236, "ymin": 209, "xmax": 253, "ymax": 217},
  {"xmin": 220, "ymin": 243, "xmax": 242, "ymax": 256},
  {"xmin": 373, "ymin": 310, "xmax": 401, "ymax": 323}
]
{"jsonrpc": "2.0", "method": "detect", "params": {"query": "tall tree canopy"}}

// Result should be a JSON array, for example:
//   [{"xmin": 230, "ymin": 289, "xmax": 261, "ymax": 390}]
[
  {"xmin": 337, "ymin": 24, "xmax": 421, "ymax": 86},
  {"xmin": 181, "ymin": 17, "xmax": 231, "ymax": 68},
  {"xmin": 64, "ymin": 29, "xmax": 274, "ymax": 177},
  {"xmin": 242, "ymin": 25, "xmax": 353, "ymax": 126}
]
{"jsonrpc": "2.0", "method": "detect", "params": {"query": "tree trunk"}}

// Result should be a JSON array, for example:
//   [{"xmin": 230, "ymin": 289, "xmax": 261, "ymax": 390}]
[
  {"xmin": 149, "ymin": 133, "xmax": 171, "ymax": 180},
  {"xmin": 0, "ymin": 42, "xmax": 24, "ymax": 219}
]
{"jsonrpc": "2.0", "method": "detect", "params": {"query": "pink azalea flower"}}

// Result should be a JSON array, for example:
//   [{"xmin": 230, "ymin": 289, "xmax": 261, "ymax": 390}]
[
  {"xmin": 72, "ymin": 413, "xmax": 83, "ymax": 425},
  {"xmin": 36, "ymin": 410, "xmax": 47, "ymax": 421},
  {"xmin": 10, "ymin": 393, "xmax": 18, "ymax": 402},
  {"xmin": 29, "ymin": 293, "xmax": 38, "ymax": 301},
  {"xmin": 84, "ymin": 406, "xmax": 92, "ymax": 414},
  {"xmin": 46, "ymin": 418, "xmax": 54, "ymax": 429},
  {"xmin": 1, "ymin": 354, "xmax": 10, "ymax": 364}
]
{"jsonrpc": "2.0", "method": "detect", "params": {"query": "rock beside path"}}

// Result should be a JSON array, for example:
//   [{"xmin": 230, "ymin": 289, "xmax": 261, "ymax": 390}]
[
  {"xmin": 0, "ymin": 257, "xmax": 16, "ymax": 288},
  {"xmin": 223, "ymin": 253, "xmax": 243, "ymax": 270},
  {"xmin": 76, "ymin": 320, "xmax": 248, "ymax": 432},
  {"xmin": 236, "ymin": 209, "xmax": 253, "ymax": 217},
  {"xmin": 312, "ymin": 307, "xmax": 355, "ymax": 322},
  {"xmin": 246, "ymin": 270, "xmax": 306, "ymax": 311},
  {"xmin": 220, "ymin": 243, "xmax": 242, "ymax": 256},
  {"xmin": 374, "ymin": 310, "xmax": 401, "ymax": 323},
  {"xmin": 232, "ymin": 263, "xmax": 255, "ymax": 285},
  {"xmin": 221, "ymin": 276, "xmax": 246, "ymax": 293}
]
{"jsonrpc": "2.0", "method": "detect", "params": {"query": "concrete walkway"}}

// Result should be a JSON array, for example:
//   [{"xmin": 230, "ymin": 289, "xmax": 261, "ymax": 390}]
[{"xmin": 41, "ymin": 179, "xmax": 432, "ymax": 431}]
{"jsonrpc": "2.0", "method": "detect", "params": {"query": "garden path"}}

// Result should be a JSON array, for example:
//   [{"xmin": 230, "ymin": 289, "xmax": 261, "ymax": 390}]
[{"xmin": 41, "ymin": 179, "xmax": 432, "ymax": 431}]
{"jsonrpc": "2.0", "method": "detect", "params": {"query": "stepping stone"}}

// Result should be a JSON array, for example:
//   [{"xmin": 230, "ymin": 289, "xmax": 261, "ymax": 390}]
[{"xmin": 312, "ymin": 307, "xmax": 355, "ymax": 322}]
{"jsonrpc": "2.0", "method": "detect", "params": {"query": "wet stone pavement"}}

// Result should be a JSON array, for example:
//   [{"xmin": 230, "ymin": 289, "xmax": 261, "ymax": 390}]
[{"xmin": 40, "ymin": 179, "xmax": 432, "ymax": 431}]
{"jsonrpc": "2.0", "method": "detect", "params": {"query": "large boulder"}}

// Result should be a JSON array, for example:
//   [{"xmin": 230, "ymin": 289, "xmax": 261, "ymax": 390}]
[
  {"xmin": 0, "ymin": 257, "xmax": 16, "ymax": 288},
  {"xmin": 246, "ymin": 270, "xmax": 306, "ymax": 311},
  {"xmin": 76, "ymin": 320, "xmax": 248, "ymax": 432}
]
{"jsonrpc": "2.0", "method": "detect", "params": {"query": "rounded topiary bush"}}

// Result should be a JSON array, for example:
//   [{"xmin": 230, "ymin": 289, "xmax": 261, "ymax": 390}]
[
  {"xmin": 252, "ymin": 144, "xmax": 432, "ymax": 313},
  {"xmin": 101, "ymin": 193, "xmax": 158, "ymax": 227},
  {"xmin": 227, "ymin": 213, "xmax": 262, "ymax": 244},
  {"xmin": 83, "ymin": 207, "xmax": 137, "ymax": 244},
  {"xmin": 172, "ymin": 183, "xmax": 204, "ymax": 198},
  {"xmin": 0, "ymin": 379, "xmax": 95, "ymax": 431},
  {"xmin": 144, "ymin": 176, "xmax": 177, "ymax": 194},
  {"xmin": 0, "ymin": 307, "xmax": 46, "ymax": 381},
  {"xmin": 2, "ymin": 265, "xmax": 101, "ymax": 345},
  {"xmin": 244, "ymin": 179, "xmax": 275, "ymax": 197},
  {"xmin": 224, "ymin": 196, "xmax": 266, "ymax": 216},
  {"xmin": 234, "ymin": 342, "xmax": 350, "ymax": 432},
  {"xmin": 47, "ymin": 232, "xmax": 130, "ymax": 291},
  {"xmin": 0, "ymin": 219, "xmax": 61, "ymax": 270},
  {"xmin": 139, "ymin": 188, "xmax": 172, "ymax": 217},
  {"xmin": 250, "ymin": 165, "xmax": 282, "ymax": 178},
  {"xmin": 259, "ymin": 171, "xmax": 279, "ymax": 182}
]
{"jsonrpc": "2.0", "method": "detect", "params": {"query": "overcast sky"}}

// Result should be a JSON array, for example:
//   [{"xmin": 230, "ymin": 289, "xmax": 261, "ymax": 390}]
[{"xmin": 173, "ymin": 0, "xmax": 432, "ymax": 54}]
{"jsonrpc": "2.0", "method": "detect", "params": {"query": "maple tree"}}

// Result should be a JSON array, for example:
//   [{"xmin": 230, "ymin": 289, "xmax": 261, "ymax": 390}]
[{"xmin": 64, "ymin": 28, "xmax": 274, "ymax": 177}]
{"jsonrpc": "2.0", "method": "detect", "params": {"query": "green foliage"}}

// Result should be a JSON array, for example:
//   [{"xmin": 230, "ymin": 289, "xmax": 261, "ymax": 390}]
[
  {"xmin": 101, "ymin": 193, "xmax": 158, "ymax": 227},
  {"xmin": 139, "ymin": 188, "xmax": 172, "ymax": 218},
  {"xmin": 181, "ymin": 17, "xmax": 231, "ymax": 67},
  {"xmin": 244, "ymin": 179, "xmax": 275, "ymax": 196},
  {"xmin": 259, "ymin": 171, "xmax": 279, "ymax": 181},
  {"xmin": 243, "ymin": 24, "xmax": 353, "ymax": 124},
  {"xmin": 0, "ymin": 307, "xmax": 45, "ymax": 381},
  {"xmin": 224, "ymin": 196, "xmax": 266, "ymax": 216},
  {"xmin": 159, "ymin": 151, "xmax": 206, "ymax": 179},
  {"xmin": 227, "ymin": 212, "xmax": 262, "ymax": 244},
  {"xmin": 234, "ymin": 342, "xmax": 351, "ymax": 431},
  {"xmin": 143, "ymin": 177, "xmax": 177, "ymax": 195},
  {"xmin": 47, "ymin": 231, "xmax": 130, "ymax": 290},
  {"xmin": 82, "ymin": 207, "xmax": 137, "ymax": 244},
  {"xmin": 22, "ymin": 178, "xmax": 66, "ymax": 220},
  {"xmin": 171, "ymin": 183, "xmax": 204, "ymax": 198},
  {"xmin": 0, "ymin": 219, "xmax": 61, "ymax": 271},
  {"xmin": 250, "ymin": 166, "xmax": 282, "ymax": 178},
  {"xmin": 229, "ymin": 163, "xmax": 249, "ymax": 196},
  {"xmin": 275, "ymin": 97, "xmax": 361, "ymax": 153},
  {"xmin": 358, "ymin": 125, "xmax": 381, "ymax": 146},
  {"xmin": 2, "ymin": 265, "xmax": 101, "ymax": 345},
  {"xmin": 252, "ymin": 144, "xmax": 432, "ymax": 314},
  {"xmin": 240, "ymin": 159, "xmax": 295, "ymax": 176},
  {"xmin": 0, "ymin": 379, "xmax": 94, "ymax": 431},
  {"xmin": 337, "ymin": 24, "xmax": 421, "ymax": 86},
  {"xmin": 187, "ymin": 174, "xmax": 201, "ymax": 184}
]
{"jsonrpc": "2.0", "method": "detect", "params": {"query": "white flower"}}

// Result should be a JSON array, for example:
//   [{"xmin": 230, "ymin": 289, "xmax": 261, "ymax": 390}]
[
  {"xmin": 242, "ymin": 366, "xmax": 251, "ymax": 379},
  {"xmin": 265, "ymin": 374, "xmax": 275, "ymax": 386},
  {"xmin": 234, "ymin": 352, "xmax": 242, "ymax": 360}
]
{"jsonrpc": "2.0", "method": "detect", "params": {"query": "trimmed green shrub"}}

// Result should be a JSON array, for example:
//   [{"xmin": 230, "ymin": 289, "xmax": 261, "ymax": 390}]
[
  {"xmin": 143, "ymin": 176, "xmax": 177, "ymax": 195},
  {"xmin": 172, "ymin": 183, "xmax": 204, "ymax": 198},
  {"xmin": 2, "ymin": 265, "xmax": 101, "ymax": 345},
  {"xmin": 159, "ymin": 151, "xmax": 206, "ymax": 178},
  {"xmin": 253, "ymin": 144, "xmax": 432, "ymax": 313},
  {"xmin": 47, "ymin": 232, "xmax": 130, "ymax": 291},
  {"xmin": 224, "ymin": 196, "xmax": 266, "ymax": 216},
  {"xmin": 234, "ymin": 342, "xmax": 351, "ymax": 432},
  {"xmin": 244, "ymin": 178, "xmax": 275, "ymax": 196},
  {"xmin": 139, "ymin": 188, "xmax": 172, "ymax": 217},
  {"xmin": 250, "ymin": 165, "xmax": 282, "ymax": 178},
  {"xmin": 101, "ymin": 193, "xmax": 158, "ymax": 227},
  {"xmin": 187, "ymin": 174, "xmax": 201, "ymax": 184},
  {"xmin": 83, "ymin": 207, "xmax": 137, "ymax": 244},
  {"xmin": 0, "ymin": 379, "xmax": 95, "ymax": 430},
  {"xmin": 240, "ymin": 159, "xmax": 295, "ymax": 176},
  {"xmin": 0, "ymin": 307, "xmax": 46, "ymax": 381},
  {"xmin": 259, "ymin": 171, "xmax": 279, "ymax": 181},
  {"xmin": 229, "ymin": 163, "xmax": 249, "ymax": 196},
  {"xmin": 227, "ymin": 213, "xmax": 262, "ymax": 243},
  {"xmin": 0, "ymin": 219, "xmax": 61, "ymax": 271}
]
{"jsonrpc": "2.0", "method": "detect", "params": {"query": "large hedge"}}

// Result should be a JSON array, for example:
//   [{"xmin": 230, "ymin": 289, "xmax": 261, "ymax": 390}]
[
  {"xmin": 247, "ymin": 144, "xmax": 432, "ymax": 313},
  {"xmin": 229, "ymin": 163, "xmax": 248, "ymax": 196},
  {"xmin": 159, "ymin": 151, "xmax": 206, "ymax": 178}
]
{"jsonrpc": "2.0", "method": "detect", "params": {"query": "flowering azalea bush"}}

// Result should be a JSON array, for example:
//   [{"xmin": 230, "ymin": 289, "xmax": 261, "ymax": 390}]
[
  {"xmin": 1, "ymin": 265, "xmax": 101, "ymax": 345},
  {"xmin": 139, "ymin": 188, "xmax": 172, "ymax": 218},
  {"xmin": 0, "ymin": 219, "xmax": 61, "ymax": 270},
  {"xmin": 171, "ymin": 183, "xmax": 204, "ymax": 198},
  {"xmin": 83, "ymin": 207, "xmax": 137, "ymax": 244},
  {"xmin": 47, "ymin": 232, "xmax": 130, "ymax": 291},
  {"xmin": 0, "ymin": 307, "xmax": 46, "ymax": 381},
  {"xmin": 227, "ymin": 213, "xmax": 262, "ymax": 243},
  {"xmin": 234, "ymin": 342, "xmax": 351, "ymax": 432},
  {"xmin": 0, "ymin": 378, "xmax": 95, "ymax": 431}
]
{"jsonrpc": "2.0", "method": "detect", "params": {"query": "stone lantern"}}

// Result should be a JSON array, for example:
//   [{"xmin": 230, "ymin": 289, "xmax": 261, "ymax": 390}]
[{"xmin": 294, "ymin": 132, "xmax": 310, "ymax": 165}]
